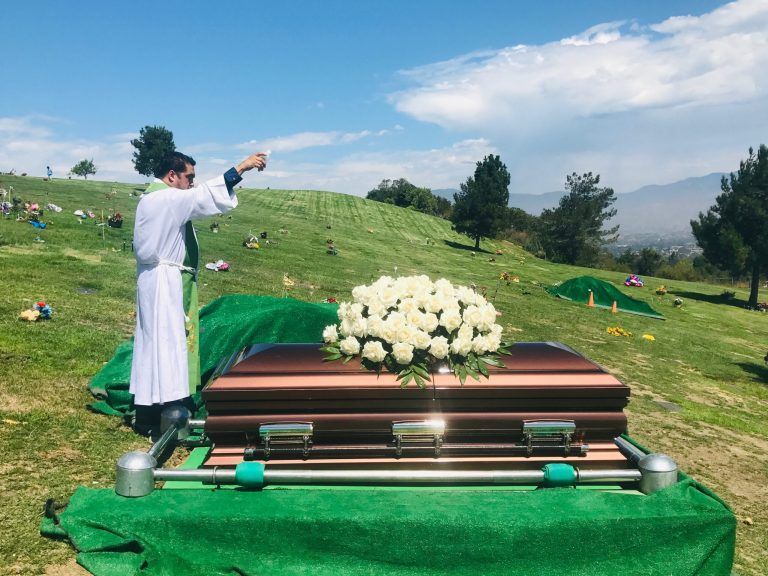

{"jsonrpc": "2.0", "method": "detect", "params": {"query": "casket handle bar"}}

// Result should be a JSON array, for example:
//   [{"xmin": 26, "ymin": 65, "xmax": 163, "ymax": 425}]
[
  {"xmin": 259, "ymin": 422, "xmax": 314, "ymax": 459},
  {"xmin": 522, "ymin": 419, "xmax": 577, "ymax": 456},
  {"xmin": 392, "ymin": 419, "xmax": 446, "ymax": 458}
]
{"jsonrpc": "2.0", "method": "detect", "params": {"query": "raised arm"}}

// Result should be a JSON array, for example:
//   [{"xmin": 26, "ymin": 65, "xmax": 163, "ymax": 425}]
[{"xmin": 236, "ymin": 153, "xmax": 268, "ymax": 176}]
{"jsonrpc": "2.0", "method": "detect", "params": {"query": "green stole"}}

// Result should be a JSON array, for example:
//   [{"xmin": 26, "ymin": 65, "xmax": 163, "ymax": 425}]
[{"xmin": 144, "ymin": 181, "xmax": 200, "ymax": 398}]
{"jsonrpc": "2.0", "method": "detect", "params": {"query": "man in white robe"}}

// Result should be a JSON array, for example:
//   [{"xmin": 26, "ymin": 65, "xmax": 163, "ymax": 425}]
[{"xmin": 130, "ymin": 151, "xmax": 267, "ymax": 435}]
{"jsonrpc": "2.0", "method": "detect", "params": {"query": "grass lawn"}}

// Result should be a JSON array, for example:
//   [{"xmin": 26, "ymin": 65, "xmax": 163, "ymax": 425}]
[{"xmin": 1, "ymin": 174, "xmax": 766, "ymax": 575}]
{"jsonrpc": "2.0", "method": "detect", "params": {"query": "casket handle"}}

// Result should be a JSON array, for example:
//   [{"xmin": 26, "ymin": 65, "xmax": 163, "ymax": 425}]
[
  {"xmin": 259, "ymin": 422, "xmax": 314, "ymax": 459},
  {"xmin": 392, "ymin": 419, "xmax": 446, "ymax": 458}
]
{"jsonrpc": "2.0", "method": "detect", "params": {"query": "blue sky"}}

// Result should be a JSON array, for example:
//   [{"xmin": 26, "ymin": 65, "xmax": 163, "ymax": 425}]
[{"xmin": 2, "ymin": 0, "xmax": 766, "ymax": 196}]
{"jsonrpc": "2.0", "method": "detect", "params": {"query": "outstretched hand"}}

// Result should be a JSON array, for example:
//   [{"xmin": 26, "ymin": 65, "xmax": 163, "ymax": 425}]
[{"xmin": 236, "ymin": 153, "xmax": 268, "ymax": 175}]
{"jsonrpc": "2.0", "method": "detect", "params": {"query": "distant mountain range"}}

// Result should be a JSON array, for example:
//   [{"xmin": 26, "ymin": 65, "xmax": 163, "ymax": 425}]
[{"xmin": 434, "ymin": 172, "xmax": 726, "ymax": 240}]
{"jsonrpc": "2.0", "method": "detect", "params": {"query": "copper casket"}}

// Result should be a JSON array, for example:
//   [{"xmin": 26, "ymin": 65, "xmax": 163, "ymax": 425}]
[{"xmin": 201, "ymin": 342, "xmax": 630, "ymax": 470}]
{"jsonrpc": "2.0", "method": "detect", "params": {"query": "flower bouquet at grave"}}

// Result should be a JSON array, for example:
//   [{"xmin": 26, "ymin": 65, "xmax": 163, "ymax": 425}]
[
  {"xmin": 321, "ymin": 275, "xmax": 511, "ymax": 387},
  {"xmin": 107, "ymin": 212, "xmax": 123, "ymax": 228}
]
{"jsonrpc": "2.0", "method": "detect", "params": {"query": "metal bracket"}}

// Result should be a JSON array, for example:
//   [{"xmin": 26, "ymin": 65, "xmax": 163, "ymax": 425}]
[
  {"xmin": 392, "ymin": 419, "xmax": 446, "ymax": 458},
  {"xmin": 259, "ymin": 422, "xmax": 314, "ymax": 459},
  {"xmin": 522, "ymin": 420, "xmax": 576, "ymax": 456}
]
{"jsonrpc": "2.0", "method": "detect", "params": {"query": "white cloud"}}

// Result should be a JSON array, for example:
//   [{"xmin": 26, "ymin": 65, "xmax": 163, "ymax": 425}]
[
  {"xmin": 0, "ymin": 116, "xmax": 490, "ymax": 195},
  {"xmin": 0, "ymin": 117, "xmax": 140, "ymax": 182},
  {"xmin": 256, "ymin": 139, "xmax": 496, "ymax": 195},
  {"xmin": 388, "ymin": 0, "xmax": 768, "ymax": 193},
  {"xmin": 392, "ymin": 0, "xmax": 768, "ymax": 129},
  {"xmin": 237, "ymin": 129, "xmax": 383, "ymax": 153}
]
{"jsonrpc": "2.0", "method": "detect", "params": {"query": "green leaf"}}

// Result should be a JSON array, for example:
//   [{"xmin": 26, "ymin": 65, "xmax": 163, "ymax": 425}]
[
  {"xmin": 414, "ymin": 373, "xmax": 426, "ymax": 388},
  {"xmin": 412, "ymin": 363, "xmax": 431, "ymax": 380},
  {"xmin": 341, "ymin": 355, "xmax": 353, "ymax": 364},
  {"xmin": 465, "ymin": 364, "xmax": 479, "ymax": 381},
  {"xmin": 477, "ymin": 360, "xmax": 489, "ymax": 377},
  {"xmin": 456, "ymin": 364, "xmax": 467, "ymax": 386},
  {"xmin": 322, "ymin": 353, "xmax": 341, "ymax": 361},
  {"xmin": 319, "ymin": 345, "xmax": 339, "ymax": 354},
  {"xmin": 480, "ymin": 356, "xmax": 505, "ymax": 368}
]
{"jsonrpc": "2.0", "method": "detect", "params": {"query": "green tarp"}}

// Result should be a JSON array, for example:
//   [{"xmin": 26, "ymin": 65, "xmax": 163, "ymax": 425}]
[
  {"xmin": 87, "ymin": 295, "xmax": 340, "ymax": 417},
  {"xmin": 42, "ymin": 476, "xmax": 734, "ymax": 576},
  {"xmin": 547, "ymin": 276, "xmax": 664, "ymax": 320}
]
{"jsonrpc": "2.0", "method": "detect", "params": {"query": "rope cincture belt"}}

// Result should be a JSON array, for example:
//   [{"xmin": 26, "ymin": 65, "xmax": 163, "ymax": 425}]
[{"xmin": 139, "ymin": 259, "xmax": 197, "ymax": 276}]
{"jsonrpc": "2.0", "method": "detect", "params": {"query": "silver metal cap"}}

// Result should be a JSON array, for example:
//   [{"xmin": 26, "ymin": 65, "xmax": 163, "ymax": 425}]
[
  {"xmin": 117, "ymin": 451, "xmax": 157, "ymax": 471},
  {"xmin": 639, "ymin": 453, "xmax": 677, "ymax": 473},
  {"xmin": 115, "ymin": 451, "xmax": 157, "ymax": 497},
  {"xmin": 638, "ymin": 453, "xmax": 678, "ymax": 494}
]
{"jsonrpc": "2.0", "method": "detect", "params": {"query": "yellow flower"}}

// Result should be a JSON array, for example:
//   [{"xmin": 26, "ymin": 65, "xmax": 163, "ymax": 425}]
[
  {"xmin": 607, "ymin": 326, "xmax": 632, "ymax": 337},
  {"xmin": 283, "ymin": 274, "xmax": 295, "ymax": 288},
  {"xmin": 642, "ymin": 334, "xmax": 655, "ymax": 341}
]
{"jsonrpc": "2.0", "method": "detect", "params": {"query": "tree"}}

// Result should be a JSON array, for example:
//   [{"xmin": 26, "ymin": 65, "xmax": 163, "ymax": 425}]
[
  {"xmin": 538, "ymin": 172, "xmax": 618, "ymax": 266},
  {"xmin": 366, "ymin": 178, "xmax": 441, "ymax": 216},
  {"xmin": 635, "ymin": 248, "xmax": 663, "ymax": 276},
  {"xmin": 71, "ymin": 158, "xmax": 97, "ymax": 180},
  {"xmin": 691, "ymin": 145, "xmax": 768, "ymax": 307},
  {"xmin": 451, "ymin": 155, "xmax": 510, "ymax": 249},
  {"xmin": 131, "ymin": 125, "xmax": 176, "ymax": 177}
]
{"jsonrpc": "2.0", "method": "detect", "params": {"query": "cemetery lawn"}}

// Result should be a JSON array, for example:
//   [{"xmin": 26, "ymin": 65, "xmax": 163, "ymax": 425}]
[{"xmin": 1, "ymin": 175, "xmax": 766, "ymax": 575}]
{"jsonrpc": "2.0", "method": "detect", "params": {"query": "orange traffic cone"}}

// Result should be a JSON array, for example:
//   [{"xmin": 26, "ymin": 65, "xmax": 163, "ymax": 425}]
[
  {"xmin": 611, "ymin": 300, "xmax": 618, "ymax": 314},
  {"xmin": 587, "ymin": 291, "xmax": 595, "ymax": 308}
]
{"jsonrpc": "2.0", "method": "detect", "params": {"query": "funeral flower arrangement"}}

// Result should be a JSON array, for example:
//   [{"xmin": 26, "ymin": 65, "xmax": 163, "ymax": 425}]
[{"xmin": 321, "ymin": 275, "xmax": 510, "ymax": 387}]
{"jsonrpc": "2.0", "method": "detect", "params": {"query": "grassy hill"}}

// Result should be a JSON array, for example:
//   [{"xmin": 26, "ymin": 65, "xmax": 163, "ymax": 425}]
[{"xmin": 1, "ymin": 174, "xmax": 766, "ymax": 575}]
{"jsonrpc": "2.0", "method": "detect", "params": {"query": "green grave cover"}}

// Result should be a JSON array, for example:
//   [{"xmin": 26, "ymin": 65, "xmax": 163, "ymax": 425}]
[
  {"xmin": 87, "ymin": 295, "xmax": 340, "ymax": 417},
  {"xmin": 547, "ymin": 276, "xmax": 664, "ymax": 320},
  {"xmin": 42, "ymin": 476, "xmax": 734, "ymax": 576}
]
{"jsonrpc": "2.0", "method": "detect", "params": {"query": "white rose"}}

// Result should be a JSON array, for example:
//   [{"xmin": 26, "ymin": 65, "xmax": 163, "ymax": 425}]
[
  {"xmin": 429, "ymin": 336, "xmax": 450, "ymax": 359},
  {"xmin": 457, "ymin": 325, "xmax": 474, "ymax": 342},
  {"xmin": 421, "ymin": 312, "xmax": 439, "ymax": 333},
  {"xmin": 350, "ymin": 302, "xmax": 364, "ymax": 317},
  {"xmin": 378, "ymin": 285, "xmax": 399, "ymax": 308},
  {"xmin": 373, "ymin": 276, "xmax": 394, "ymax": 289},
  {"xmin": 340, "ymin": 318, "xmax": 354, "ymax": 337},
  {"xmin": 362, "ymin": 340, "xmax": 387, "ymax": 363},
  {"xmin": 337, "ymin": 302, "xmax": 353, "ymax": 321},
  {"xmin": 486, "ymin": 333, "xmax": 501, "ymax": 352},
  {"xmin": 416, "ymin": 275, "xmax": 433, "ymax": 291},
  {"xmin": 462, "ymin": 305, "xmax": 484, "ymax": 328},
  {"xmin": 352, "ymin": 285, "xmax": 373, "ymax": 305},
  {"xmin": 434, "ymin": 278, "xmax": 454, "ymax": 294},
  {"xmin": 450, "ymin": 337, "xmax": 473, "ymax": 356},
  {"xmin": 378, "ymin": 319, "xmax": 398, "ymax": 343},
  {"xmin": 439, "ymin": 310, "xmax": 462, "ymax": 333},
  {"xmin": 366, "ymin": 314, "xmax": 384, "ymax": 338},
  {"xmin": 339, "ymin": 336, "xmax": 361, "ymax": 355},
  {"xmin": 477, "ymin": 304, "xmax": 497, "ymax": 332},
  {"xmin": 456, "ymin": 286, "xmax": 475, "ymax": 305},
  {"xmin": 424, "ymin": 295, "xmax": 444, "ymax": 314},
  {"xmin": 350, "ymin": 316, "xmax": 367, "ymax": 337},
  {"xmin": 387, "ymin": 311, "xmax": 406, "ymax": 330},
  {"xmin": 322, "ymin": 325, "xmax": 338, "ymax": 343},
  {"xmin": 490, "ymin": 324, "xmax": 503, "ymax": 338},
  {"xmin": 367, "ymin": 299, "xmax": 389, "ymax": 318},
  {"xmin": 396, "ymin": 323, "xmax": 417, "ymax": 345},
  {"xmin": 412, "ymin": 329, "xmax": 432, "ymax": 350},
  {"xmin": 392, "ymin": 342, "xmax": 414, "ymax": 365},
  {"xmin": 406, "ymin": 310, "xmax": 423, "ymax": 329},
  {"xmin": 398, "ymin": 298, "xmax": 419, "ymax": 315},
  {"xmin": 472, "ymin": 335, "xmax": 490, "ymax": 354}
]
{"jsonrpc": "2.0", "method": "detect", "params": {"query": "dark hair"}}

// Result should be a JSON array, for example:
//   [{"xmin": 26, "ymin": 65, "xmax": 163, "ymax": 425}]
[{"xmin": 153, "ymin": 151, "xmax": 196, "ymax": 179}]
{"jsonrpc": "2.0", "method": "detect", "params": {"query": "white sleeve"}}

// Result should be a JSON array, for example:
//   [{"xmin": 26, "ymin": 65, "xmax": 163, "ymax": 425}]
[{"xmin": 163, "ymin": 176, "xmax": 239, "ymax": 226}]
